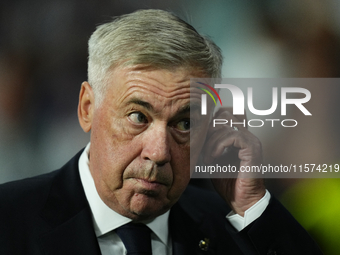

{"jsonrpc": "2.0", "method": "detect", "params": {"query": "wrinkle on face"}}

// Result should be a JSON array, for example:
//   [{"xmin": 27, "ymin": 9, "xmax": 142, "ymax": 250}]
[{"xmin": 88, "ymin": 65, "xmax": 209, "ymax": 220}]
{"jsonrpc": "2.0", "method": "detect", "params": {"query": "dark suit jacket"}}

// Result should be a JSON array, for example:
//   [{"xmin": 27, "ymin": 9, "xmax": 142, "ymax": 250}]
[{"xmin": 0, "ymin": 150, "xmax": 323, "ymax": 255}]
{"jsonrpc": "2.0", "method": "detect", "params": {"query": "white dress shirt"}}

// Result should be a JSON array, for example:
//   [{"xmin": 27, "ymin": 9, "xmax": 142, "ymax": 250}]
[{"xmin": 78, "ymin": 143, "xmax": 270, "ymax": 254}]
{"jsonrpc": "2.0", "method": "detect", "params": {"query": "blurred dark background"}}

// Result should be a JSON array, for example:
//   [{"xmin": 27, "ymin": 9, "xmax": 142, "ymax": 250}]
[{"xmin": 1, "ymin": 0, "xmax": 340, "ymax": 253}]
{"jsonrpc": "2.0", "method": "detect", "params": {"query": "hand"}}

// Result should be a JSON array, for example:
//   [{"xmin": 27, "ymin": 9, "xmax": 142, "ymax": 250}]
[{"xmin": 203, "ymin": 107, "xmax": 265, "ymax": 216}]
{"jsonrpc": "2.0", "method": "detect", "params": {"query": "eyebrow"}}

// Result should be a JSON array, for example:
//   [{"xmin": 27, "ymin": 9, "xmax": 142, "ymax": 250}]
[
  {"xmin": 125, "ymin": 98, "xmax": 201, "ymax": 116},
  {"xmin": 125, "ymin": 99, "xmax": 154, "ymax": 111},
  {"xmin": 177, "ymin": 103, "xmax": 199, "ymax": 116}
]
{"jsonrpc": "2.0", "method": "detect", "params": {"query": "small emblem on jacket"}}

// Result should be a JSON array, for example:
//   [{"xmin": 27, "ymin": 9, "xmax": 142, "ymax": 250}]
[{"xmin": 199, "ymin": 238, "xmax": 210, "ymax": 251}]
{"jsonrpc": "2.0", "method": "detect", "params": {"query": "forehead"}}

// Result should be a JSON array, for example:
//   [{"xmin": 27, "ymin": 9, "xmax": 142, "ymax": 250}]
[{"xmin": 104, "ymin": 66, "xmax": 204, "ymax": 107}]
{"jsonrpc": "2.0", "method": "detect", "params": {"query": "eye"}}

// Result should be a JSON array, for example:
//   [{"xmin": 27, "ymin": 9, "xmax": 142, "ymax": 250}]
[
  {"xmin": 175, "ymin": 119, "xmax": 191, "ymax": 131},
  {"xmin": 128, "ymin": 112, "xmax": 148, "ymax": 124}
]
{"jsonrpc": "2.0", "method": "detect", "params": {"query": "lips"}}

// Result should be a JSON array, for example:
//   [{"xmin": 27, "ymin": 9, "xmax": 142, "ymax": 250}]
[
  {"xmin": 135, "ymin": 178, "xmax": 165, "ymax": 189},
  {"xmin": 124, "ymin": 178, "xmax": 167, "ymax": 197},
  {"xmin": 123, "ymin": 167, "xmax": 172, "ymax": 194}
]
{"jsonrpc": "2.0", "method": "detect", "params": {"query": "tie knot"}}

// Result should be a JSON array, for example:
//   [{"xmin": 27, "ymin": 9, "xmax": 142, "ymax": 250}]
[{"xmin": 115, "ymin": 223, "xmax": 152, "ymax": 255}]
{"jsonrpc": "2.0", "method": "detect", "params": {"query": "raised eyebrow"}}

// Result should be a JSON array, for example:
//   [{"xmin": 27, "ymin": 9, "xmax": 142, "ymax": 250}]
[
  {"xmin": 125, "ymin": 98, "xmax": 154, "ymax": 112},
  {"xmin": 124, "ymin": 99, "xmax": 201, "ymax": 116},
  {"xmin": 176, "ymin": 103, "xmax": 201, "ymax": 116}
]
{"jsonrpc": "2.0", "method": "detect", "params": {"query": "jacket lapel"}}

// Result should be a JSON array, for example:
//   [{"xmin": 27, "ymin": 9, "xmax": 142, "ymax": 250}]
[
  {"xmin": 170, "ymin": 202, "xmax": 219, "ymax": 255},
  {"xmin": 38, "ymin": 150, "xmax": 101, "ymax": 255},
  {"xmin": 170, "ymin": 185, "xmax": 245, "ymax": 255},
  {"xmin": 39, "ymin": 208, "xmax": 101, "ymax": 255}
]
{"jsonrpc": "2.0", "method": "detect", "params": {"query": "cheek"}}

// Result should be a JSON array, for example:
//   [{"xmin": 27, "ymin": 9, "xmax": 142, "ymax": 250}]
[
  {"xmin": 190, "ymin": 120, "xmax": 210, "ymax": 164},
  {"xmin": 90, "ymin": 110, "xmax": 142, "ymax": 190},
  {"xmin": 167, "ymin": 125, "xmax": 209, "ymax": 201},
  {"xmin": 167, "ymin": 144, "xmax": 191, "ymax": 200}
]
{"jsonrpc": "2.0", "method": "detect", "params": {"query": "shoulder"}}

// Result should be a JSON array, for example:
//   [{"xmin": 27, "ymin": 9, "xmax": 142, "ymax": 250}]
[
  {"xmin": 0, "ymin": 149, "xmax": 92, "ymax": 254},
  {"xmin": 0, "ymin": 169, "xmax": 61, "ymax": 252},
  {"xmin": 0, "ymin": 149, "xmax": 83, "ymax": 216},
  {"xmin": 0, "ymin": 170, "xmax": 58, "ymax": 213}
]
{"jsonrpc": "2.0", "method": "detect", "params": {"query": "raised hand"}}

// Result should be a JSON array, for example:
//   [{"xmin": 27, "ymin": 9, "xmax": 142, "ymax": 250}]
[{"xmin": 203, "ymin": 107, "xmax": 265, "ymax": 216}]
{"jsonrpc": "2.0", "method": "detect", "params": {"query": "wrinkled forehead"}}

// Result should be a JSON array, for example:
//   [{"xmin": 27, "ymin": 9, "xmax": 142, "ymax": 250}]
[
  {"xmin": 107, "ymin": 64, "xmax": 206, "ymax": 91},
  {"xmin": 102, "ymin": 65, "xmax": 207, "ymax": 114}
]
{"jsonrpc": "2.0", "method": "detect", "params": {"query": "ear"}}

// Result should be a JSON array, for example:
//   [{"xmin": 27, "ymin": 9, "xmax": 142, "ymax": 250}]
[{"xmin": 78, "ymin": 81, "xmax": 95, "ymax": 133}]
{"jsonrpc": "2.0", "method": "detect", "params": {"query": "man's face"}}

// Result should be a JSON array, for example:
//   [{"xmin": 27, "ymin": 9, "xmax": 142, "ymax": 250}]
[{"xmin": 79, "ymin": 66, "xmax": 209, "ymax": 220}]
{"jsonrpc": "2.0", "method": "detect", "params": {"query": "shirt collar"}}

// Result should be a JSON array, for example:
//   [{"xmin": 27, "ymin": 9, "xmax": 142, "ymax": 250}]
[{"xmin": 78, "ymin": 143, "xmax": 170, "ymax": 246}]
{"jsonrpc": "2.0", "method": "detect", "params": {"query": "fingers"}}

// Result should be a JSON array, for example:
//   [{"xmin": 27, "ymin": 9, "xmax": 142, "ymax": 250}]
[
  {"xmin": 203, "ymin": 128, "xmax": 238, "ymax": 164},
  {"xmin": 204, "ymin": 108, "xmax": 265, "ymax": 215},
  {"xmin": 209, "ymin": 107, "xmax": 247, "ymax": 132},
  {"xmin": 204, "ymin": 108, "xmax": 254, "ymax": 164}
]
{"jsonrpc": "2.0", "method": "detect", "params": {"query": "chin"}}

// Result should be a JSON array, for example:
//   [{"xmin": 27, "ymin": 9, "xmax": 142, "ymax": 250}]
[{"xmin": 128, "ymin": 194, "xmax": 170, "ymax": 220}]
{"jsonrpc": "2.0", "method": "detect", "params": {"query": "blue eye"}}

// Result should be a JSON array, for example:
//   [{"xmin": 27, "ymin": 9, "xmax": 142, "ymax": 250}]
[
  {"xmin": 176, "ymin": 119, "xmax": 191, "ymax": 131},
  {"xmin": 128, "ymin": 112, "xmax": 148, "ymax": 124}
]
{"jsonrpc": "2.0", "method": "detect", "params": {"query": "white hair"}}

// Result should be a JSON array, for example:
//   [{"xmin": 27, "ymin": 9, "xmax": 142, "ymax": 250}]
[{"xmin": 88, "ymin": 9, "xmax": 223, "ymax": 105}]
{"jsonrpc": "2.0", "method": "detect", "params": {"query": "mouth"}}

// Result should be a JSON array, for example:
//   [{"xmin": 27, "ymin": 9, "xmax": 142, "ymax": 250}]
[
  {"xmin": 136, "ymin": 178, "xmax": 165, "ymax": 187},
  {"xmin": 129, "ymin": 178, "xmax": 168, "ymax": 195}
]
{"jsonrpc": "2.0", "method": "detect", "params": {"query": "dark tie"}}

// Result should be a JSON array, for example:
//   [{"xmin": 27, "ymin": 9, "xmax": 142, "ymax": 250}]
[{"xmin": 115, "ymin": 223, "xmax": 152, "ymax": 255}]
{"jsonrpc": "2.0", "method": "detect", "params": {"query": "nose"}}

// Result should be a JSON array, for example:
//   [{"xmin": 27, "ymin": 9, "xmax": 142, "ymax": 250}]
[{"xmin": 141, "ymin": 123, "xmax": 171, "ymax": 166}]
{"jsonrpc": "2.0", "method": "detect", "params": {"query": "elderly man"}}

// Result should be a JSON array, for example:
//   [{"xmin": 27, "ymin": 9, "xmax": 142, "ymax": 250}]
[{"xmin": 0, "ymin": 9, "xmax": 322, "ymax": 255}]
